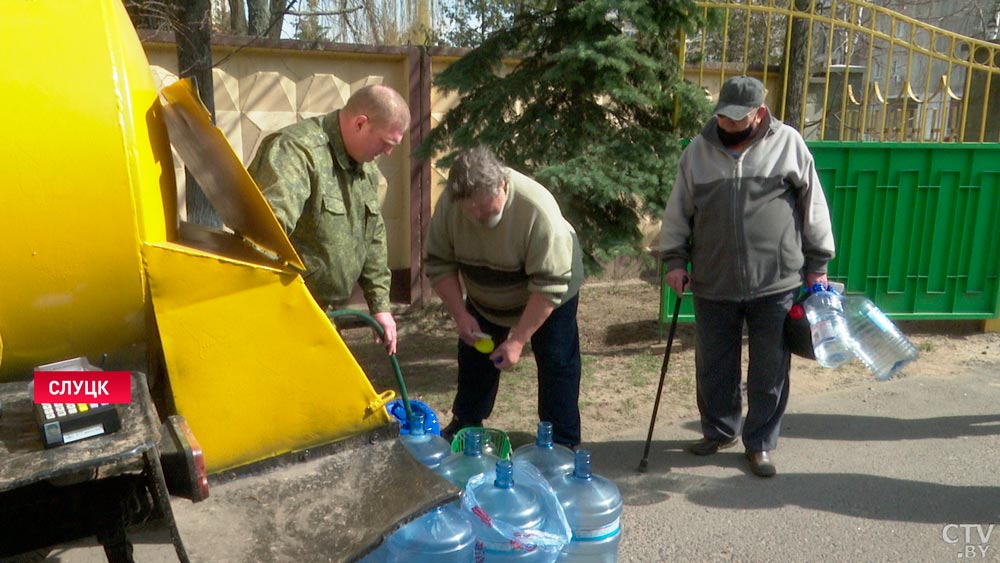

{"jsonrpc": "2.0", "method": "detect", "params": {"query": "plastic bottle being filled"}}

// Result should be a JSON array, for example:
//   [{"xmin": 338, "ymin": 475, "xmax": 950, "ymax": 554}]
[
  {"xmin": 844, "ymin": 294, "xmax": 919, "ymax": 380},
  {"xmin": 512, "ymin": 421, "xmax": 575, "ymax": 481},
  {"xmin": 549, "ymin": 450, "xmax": 623, "ymax": 563},
  {"xmin": 802, "ymin": 283, "xmax": 855, "ymax": 368},
  {"xmin": 435, "ymin": 429, "xmax": 500, "ymax": 488},
  {"xmin": 401, "ymin": 410, "xmax": 452, "ymax": 470}
]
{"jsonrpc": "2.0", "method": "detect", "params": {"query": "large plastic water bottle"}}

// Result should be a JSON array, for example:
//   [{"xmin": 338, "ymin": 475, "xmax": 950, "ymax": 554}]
[
  {"xmin": 844, "ymin": 294, "xmax": 919, "ymax": 380},
  {"xmin": 436, "ymin": 429, "xmax": 500, "ymax": 488},
  {"xmin": 469, "ymin": 460, "xmax": 550, "ymax": 562},
  {"xmin": 386, "ymin": 504, "xmax": 475, "ymax": 563},
  {"xmin": 357, "ymin": 541, "xmax": 388, "ymax": 563},
  {"xmin": 802, "ymin": 284, "xmax": 855, "ymax": 368},
  {"xmin": 549, "ymin": 450, "xmax": 623, "ymax": 563},
  {"xmin": 512, "ymin": 422, "xmax": 575, "ymax": 481},
  {"xmin": 401, "ymin": 410, "xmax": 452, "ymax": 470}
]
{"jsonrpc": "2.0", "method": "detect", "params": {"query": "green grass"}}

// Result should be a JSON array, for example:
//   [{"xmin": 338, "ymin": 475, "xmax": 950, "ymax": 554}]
[
  {"xmin": 617, "ymin": 397, "xmax": 638, "ymax": 416},
  {"xmin": 626, "ymin": 351, "xmax": 661, "ymax": 386}
]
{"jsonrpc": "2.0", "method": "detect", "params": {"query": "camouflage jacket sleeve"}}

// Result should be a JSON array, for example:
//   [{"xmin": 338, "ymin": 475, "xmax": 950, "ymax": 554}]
[
  {"xmin": 246, "ymin": 133, "xmax": 315, "ymax": 235},
  {"xmin": 357, "ymin": 169, "xmax": 392, "ymax": 314}
]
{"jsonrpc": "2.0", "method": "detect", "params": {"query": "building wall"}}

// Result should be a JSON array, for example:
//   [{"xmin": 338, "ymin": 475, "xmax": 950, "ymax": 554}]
[{"xmin": 143, "ymin": 37, "xmax": 416, "ymax": 272}]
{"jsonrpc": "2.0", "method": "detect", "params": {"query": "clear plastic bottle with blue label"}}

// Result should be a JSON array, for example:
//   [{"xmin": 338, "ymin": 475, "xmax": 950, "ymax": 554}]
[
  {"xmin": 802, "ymin": 283, "xmax": 855, "ymax": 368},
  {"xmin": 401, "ymin": 410, "xmax": 452, "ymax": 470},
  {"xmin": 512, "ymin": 421, "xmax": 575, "ymax": 481},
  {"xmin": 844, "ymin": 294, "xmax": 919, "ymax": 380},
  {"xmin": 435, "ymin": 429, "xmax": 499, "ymax": 488},
  {"xmin": 386, "ymin": 504, "xmax": 475, "ymax": 563},
  {"xmin": 549, "ymin": 450, "xmax": 623, "ymax": 563}
]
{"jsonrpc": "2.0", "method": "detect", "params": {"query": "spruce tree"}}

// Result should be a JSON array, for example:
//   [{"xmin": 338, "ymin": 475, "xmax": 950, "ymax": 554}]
[{"xmin": 419, "ymin": 0, "xmax": 712, "ymax": 269}]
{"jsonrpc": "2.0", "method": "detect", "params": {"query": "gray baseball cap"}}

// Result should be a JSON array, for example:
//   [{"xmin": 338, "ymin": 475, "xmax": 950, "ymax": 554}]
[{"xmin": 714, "ymin": 76, "xmax": 765, "ymax": 120}]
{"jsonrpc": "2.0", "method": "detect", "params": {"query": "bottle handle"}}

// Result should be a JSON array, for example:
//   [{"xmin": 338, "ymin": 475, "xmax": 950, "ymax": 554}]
[
  {"xmin": 807, "ymin": 281, "xmax": 845, "ymax": 295},
  {"xmin": 809, "ymin": 282, "xmax": 829, "ymax": 294}
]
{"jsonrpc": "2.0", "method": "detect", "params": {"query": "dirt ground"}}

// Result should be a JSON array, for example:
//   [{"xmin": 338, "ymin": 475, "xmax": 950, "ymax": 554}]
[{"xmin": 344, "ymin": 276, "xmax": 1000, "ymax": 449}]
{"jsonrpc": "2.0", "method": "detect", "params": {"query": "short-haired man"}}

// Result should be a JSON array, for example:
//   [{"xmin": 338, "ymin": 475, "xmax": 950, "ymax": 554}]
[
  {"xmin": 426, "ymin": 146, "xmax": 585, "ymax": 448},
  {"xmin": 249, "ymin": 84, "xmax": 410, "ymax": 354}
]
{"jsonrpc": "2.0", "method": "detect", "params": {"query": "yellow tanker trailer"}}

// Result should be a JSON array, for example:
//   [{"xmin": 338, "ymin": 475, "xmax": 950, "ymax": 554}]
[{"xmin": 0, "ymin": 1, "xmax": 455, "ymax": 561}]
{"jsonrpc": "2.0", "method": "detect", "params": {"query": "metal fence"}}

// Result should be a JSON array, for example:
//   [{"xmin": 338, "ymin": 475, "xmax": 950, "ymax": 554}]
[{"xmin": 684, "ymin": 0, "xmax": 1000, "ymax": 142}]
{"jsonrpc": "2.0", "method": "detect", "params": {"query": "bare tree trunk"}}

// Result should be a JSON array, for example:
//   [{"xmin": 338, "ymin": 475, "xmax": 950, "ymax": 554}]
[
  {"xmin": 784, "ymin": 0, "xmax": 811, "ymax": 131},
  {"xmin": 175, "ymin": 0, "xmax": 221, "ymax": 227},
  {"xmin": 340, "ymin": 0, "xmax": 362, "ymax": 41},
  {"xmin": 409, "ymin": 0, "xmax": 430, "ymax": 44},
  {"xmin": 988, "ymin": 0, "xmax": 1000, "ymax": 40},
  {"xmin": 363, "ymin": 0, "xmax": 384, "ymax": 44},
  {"xmin": 966, "ymin": 0, "xmax": 1000, "ymax": 143},
  {"xmin": 228, "ymin": 0, "xmax": 248, "ymax": 34},
  {"xmin": 268, "ymin": 0, "xmax": 286, "ymax": 39},
  {"xmin": 248, "ymin": 0, "xmax": 270, "ymax": 36}
]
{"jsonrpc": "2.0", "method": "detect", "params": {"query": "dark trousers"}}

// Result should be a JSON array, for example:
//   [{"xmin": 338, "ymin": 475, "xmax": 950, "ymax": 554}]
[
  {"xmin": 452, "ymin": 294, "xmax": 582, "ymax": 447},
  {"xmin": 692, "ymin": 289, "xmax": 796, "ymax": 452}
]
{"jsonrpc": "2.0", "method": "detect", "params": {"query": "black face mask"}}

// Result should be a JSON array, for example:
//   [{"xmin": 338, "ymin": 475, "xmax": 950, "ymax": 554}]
[{"xmin": 717, "ymin": 123, "xmax": 754, "ymax": 147}]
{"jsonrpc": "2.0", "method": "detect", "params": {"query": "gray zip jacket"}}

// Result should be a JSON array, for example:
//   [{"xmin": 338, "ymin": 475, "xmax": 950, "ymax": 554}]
[{"xmin": 658, "ymin": 111, "xmax": 835, "ymax": 301}]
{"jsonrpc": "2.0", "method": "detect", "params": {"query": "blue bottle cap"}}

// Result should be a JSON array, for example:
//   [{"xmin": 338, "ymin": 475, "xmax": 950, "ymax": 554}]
[{"xmin": 494, "ymin": 459, "xmax": 514, "ymax": 488}]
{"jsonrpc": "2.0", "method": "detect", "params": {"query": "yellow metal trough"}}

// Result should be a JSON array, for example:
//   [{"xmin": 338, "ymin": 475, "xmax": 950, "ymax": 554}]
[{"xmin": 0, "ymin": 0, "xmax": 393, "ymax": 474}]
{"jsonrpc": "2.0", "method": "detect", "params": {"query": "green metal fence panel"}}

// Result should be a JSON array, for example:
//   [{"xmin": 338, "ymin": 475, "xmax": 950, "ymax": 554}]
[{"xmin": 659, "ymin": 142, "xmax": 1000, "ymax": 332}]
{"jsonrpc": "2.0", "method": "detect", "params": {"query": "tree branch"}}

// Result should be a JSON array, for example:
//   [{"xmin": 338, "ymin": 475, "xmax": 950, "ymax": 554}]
[{"xmin": 288, "ymin": 7, "xmax": 362, "ymax": 17}]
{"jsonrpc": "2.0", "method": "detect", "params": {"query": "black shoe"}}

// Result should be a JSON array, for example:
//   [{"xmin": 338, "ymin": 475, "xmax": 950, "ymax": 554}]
[
  {"xmin": 440, "ymin": 418, "xmax": 480, "ymax": 444},
  {"xmin": 746, "ymin": 450, "xmax": 777, "ymax": 477},
  {"xmin": 688, "ymin": 437, "xmax": 739, "ymax": 456}
]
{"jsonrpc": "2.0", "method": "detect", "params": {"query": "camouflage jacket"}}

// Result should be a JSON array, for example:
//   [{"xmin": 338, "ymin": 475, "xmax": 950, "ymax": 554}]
[{"xmin": 247, "ymin": 111, "xmax": 391, "ymax": 313}]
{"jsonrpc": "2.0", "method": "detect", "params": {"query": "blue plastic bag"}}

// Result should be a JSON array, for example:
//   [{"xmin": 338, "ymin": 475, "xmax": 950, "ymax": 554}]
[{"xmin": 385, "ymin": 399, "xmax": 441, "ymax": 436}]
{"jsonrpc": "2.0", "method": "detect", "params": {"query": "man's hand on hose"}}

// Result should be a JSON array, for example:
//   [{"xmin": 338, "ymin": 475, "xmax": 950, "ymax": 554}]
[{"xmin": 373, "ymin": 311, "xmax": 397, "ymax": 355}]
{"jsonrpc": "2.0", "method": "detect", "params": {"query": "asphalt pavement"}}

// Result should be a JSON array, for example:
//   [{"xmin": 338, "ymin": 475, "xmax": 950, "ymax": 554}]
[
  {"xmin": 603, "ymin": 365, "xmax": 1000, "ymax": 562},
  {"xmin": 42, "ymin": 365, "xmax": 1000, "ymax": 562}
]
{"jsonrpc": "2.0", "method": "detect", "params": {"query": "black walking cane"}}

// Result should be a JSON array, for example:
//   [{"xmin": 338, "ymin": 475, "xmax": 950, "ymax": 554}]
[{"xmin": 637, "ymin": 280, "xmax": 685, "ymax": 473}]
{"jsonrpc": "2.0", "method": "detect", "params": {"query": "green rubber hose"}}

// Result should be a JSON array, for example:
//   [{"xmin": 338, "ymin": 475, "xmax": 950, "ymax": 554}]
[{"xmin": 326, "ymin": 308, "xmax": 413, "ymax": 423}]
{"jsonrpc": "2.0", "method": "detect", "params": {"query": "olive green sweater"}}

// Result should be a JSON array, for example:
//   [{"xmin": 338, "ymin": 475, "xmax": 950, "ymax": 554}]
[{"xmin": 425, "ymin": 168, "xmax": 584, "ymax": 327}]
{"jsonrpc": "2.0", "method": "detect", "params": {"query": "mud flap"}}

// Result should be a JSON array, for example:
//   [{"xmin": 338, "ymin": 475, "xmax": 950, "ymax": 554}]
[{"xmin": 172, "ymin": 425, "xmax": 460, "ymax": 563}]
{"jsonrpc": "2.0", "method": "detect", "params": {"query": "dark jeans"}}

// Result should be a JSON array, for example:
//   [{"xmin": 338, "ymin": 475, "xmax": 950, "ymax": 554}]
[
  {"xmin": 692, "ymin": 289, "xmax": 796, "ymax": 452},
  {"xmin": 452, "ymin": 294, "xmax": 582, "ymax": 447}
]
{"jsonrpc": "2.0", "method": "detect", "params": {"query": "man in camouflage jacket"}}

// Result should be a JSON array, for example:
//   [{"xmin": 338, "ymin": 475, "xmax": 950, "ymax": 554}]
[{"xmin": 248, "ymin": 84, "xmax": 409, "ymax": 354}]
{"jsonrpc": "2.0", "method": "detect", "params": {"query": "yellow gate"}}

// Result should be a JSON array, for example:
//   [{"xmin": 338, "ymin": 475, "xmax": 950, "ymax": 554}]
[{"xmin": 684, "ymin": 0, "xmax": 1000, "ymax": 143}]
